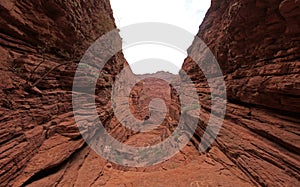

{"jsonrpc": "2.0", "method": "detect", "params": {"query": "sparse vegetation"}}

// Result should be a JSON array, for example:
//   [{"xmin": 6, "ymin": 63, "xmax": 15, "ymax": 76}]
[
  {"xmin": 31, "ymin": 61, "xmax": 73, "ymax": 88},
  {"xmin": 182, "ymin": 104, "xmax": 201, "ymax": 113},
  {"xmin": 204, "ymin": 95, "xmax": 212, "ymax": 101}
]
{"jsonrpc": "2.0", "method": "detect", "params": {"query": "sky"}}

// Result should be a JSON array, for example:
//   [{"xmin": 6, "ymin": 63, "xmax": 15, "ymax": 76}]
[{"xmin": 110, "ymin": 0, "xmax": 211, "ymax": 74}]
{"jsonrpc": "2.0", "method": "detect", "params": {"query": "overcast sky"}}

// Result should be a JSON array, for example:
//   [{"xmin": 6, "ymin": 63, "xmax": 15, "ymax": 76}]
[{"xmin": 110, "ymin": 0, "xmax": 211, "ymax": 74}]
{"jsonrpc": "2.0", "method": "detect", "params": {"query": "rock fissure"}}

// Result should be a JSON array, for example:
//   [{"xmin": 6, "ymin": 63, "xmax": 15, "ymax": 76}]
[{"xmin": 0, "ymin": 0, "xmax": 299, "ymax": 186}]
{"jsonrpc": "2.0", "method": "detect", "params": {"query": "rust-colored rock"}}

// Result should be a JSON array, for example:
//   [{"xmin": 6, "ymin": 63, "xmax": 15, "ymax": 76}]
[
  {"xmin": 1, "ymin": 0, "xmax": 299, "ymax": 186},
  {"xmin": 182, "ymin": 0, "xmax": 300, "ymax": 186},
  {"xmin": 0, "ymin": 0, "xmax": 126, "ymax": 186}
]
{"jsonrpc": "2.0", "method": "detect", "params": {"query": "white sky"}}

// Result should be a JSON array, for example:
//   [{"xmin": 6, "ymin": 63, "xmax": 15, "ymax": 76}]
[{"xmin": 110, "ymin": 0, "xmax": 211, "ymax": 74}]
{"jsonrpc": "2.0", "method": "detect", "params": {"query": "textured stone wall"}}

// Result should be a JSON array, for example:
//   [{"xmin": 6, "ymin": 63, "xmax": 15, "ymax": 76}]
[
  {"xmin": 0, "ymin": 1, "xmax": 126, "ymax": 185},
  {"xmin": 181, "ymin": 0, "xmax": 300, "ymax": 186}
]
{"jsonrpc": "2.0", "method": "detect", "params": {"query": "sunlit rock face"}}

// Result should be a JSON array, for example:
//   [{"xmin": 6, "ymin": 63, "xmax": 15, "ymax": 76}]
[{"xmin": 181, "ymin": 0, "xmax": 300, "ymax": 186}]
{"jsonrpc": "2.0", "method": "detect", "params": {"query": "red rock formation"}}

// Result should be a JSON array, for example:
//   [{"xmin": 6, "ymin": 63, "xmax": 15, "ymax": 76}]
[
  {"xmin": 0, "ymin": 0, "xmax": 299, "ymax": 186},
  {"xmin": 0, "ymin": 0, "xmax": 126, "ymax": 186},
  {"xmin": 182, "ymin": 0, "xmax": 300, "ymax": 186}
]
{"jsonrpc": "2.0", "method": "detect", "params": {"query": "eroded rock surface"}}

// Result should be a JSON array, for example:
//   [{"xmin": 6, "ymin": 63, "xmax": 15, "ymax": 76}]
[
  {"xmin": 0, "ymin": 0, "xmax": 299, "ymax": 186},
  {"xmin": 0, "ymin": 0, "xmax": 126, "ymax": 186},
  {"xmin": 181, "ymin": 0, "xmax": 300, "ymax": 186}
]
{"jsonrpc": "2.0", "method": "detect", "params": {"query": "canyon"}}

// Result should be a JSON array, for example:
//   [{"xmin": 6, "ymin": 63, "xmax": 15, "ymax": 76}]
[{"xmin": 0, "ymin": 0, "xmax": 299, "ymax": 186}]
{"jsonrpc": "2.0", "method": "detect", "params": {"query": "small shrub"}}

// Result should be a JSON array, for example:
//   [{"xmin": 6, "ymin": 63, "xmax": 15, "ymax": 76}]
[{"xmin": 182, "ymin": 104, "xmax": 201, "ymax": 113}]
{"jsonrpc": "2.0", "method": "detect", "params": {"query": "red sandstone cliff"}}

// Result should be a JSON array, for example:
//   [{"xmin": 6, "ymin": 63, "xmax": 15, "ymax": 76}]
[
  {"xmin": 182, "ymin": 0, "xmax": 300, "ymax": 186},
  {"xmin": 0, "ymin": 0, "xmax": 299, "ymax": 186},
  {"xmin": 0, "ymin": 0, "xmax": 127, "ymax": 185}
]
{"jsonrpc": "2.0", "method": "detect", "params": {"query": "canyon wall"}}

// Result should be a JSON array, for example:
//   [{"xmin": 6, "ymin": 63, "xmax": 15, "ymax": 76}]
[
  {"xmin": 0, "ymin": 0, "xmax": 299, "ymax": 186},
  {"xmin": 0, "ymin": 1, "xmax": 183, "ymax": 185},
  {"xmin": 181, "ymin": 0, "xmax": 300, "ymax": 186},
  {"xmin": 0, "ymin": 0, "xmax": 127, "ymax": 185}
]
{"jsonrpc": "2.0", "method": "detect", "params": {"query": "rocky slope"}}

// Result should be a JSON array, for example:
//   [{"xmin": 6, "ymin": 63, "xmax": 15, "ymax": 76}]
[
  {"xmin": 0, "ymin": 0, "xmax": 299, "ymax": 186},
  {"xmin": 1, "ymin": 1, "xmax": 243, "ymax": 186},
  {"xmin": 0, "ymin": 0, "xmax": 127, "ymax": 186},
  {"xmin": 181, "ymin": 0, "xmax": 300, "ymax": 186}
]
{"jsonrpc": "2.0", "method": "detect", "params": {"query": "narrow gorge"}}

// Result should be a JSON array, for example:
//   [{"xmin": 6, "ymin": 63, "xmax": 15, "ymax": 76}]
[{"xmin": 0, "ymin": 0, "xmax": 299, "ymax": 186}]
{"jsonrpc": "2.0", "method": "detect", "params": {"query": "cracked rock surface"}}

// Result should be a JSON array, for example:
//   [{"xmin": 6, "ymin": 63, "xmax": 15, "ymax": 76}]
[{"xmin": 0, "ymin": 0, "xmax": 299, "ymax": 186}]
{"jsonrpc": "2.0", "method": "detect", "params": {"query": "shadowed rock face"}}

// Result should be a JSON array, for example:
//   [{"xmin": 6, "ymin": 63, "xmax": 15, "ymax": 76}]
[
  {"xmin": 181, "ymin": 0, "xmax": 300, "ymax": 186},
  {"xmin": 0, "ymin": 0, "xmax": 299, "ymax": 186}
]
